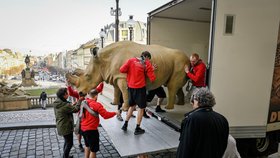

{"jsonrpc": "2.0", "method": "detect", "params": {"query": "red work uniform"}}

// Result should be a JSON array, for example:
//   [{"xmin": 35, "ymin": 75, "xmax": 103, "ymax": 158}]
[
  {"xmin": 81, "ymin": 98, "xmax": 116, "ymax": 131},
  {"xmin": 120, "ymin": 58, "xmax": 156, "ymax": 88},
  {"xmin": 186, "ymin": 60, "xmax": 206, "ymax": 87}
]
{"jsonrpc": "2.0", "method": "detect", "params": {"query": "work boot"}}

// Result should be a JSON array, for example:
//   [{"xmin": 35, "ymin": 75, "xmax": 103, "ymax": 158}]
[
  {"xmin": 121, "ymin": 123, "xmax": 127, "ymax": 131},
  {"xmin": 134, "ymin": 127, "xmax": 145, "ymax": 135},
  {"xmin": 155, "ymin": 106, "xmax": 166, "ymax": 113},
  {"xmin": 143, "ymin": 111, "xmax": 150, "ymax": 118},
  {"xmin": 79, "ymin": 144, "xmax": 84, "ymax": 152},
  {"xmin": 130, "ymin": 114, "xmax": 136, "ymax": 118}
]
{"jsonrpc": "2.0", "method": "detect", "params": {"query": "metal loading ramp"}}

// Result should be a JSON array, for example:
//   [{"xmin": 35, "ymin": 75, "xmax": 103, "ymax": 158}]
[{"xmin": 100, "ymin": 112, "xmax": 180, "ymax": 157}]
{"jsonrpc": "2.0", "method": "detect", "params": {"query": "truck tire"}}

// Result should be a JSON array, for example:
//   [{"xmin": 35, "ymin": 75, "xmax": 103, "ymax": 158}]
[{"xmin": 236, "ymin": 134, "xmax": 278, "ymax": 157}]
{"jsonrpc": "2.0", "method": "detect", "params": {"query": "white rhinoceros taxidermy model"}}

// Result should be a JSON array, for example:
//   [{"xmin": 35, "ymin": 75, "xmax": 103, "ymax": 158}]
[{"xmin": 66, "ymin": 41, "xmax": 189, "ymax": 110}]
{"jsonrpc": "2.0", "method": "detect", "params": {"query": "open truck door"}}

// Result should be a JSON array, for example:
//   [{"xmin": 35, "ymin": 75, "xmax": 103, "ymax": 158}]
[{"xmin": 147, "ymin": 0, "xmax": 280, "ymax": 156}]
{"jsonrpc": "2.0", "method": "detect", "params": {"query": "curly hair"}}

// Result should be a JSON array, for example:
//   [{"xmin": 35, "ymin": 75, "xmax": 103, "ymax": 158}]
[{"xmin": 191, "ymin": 87, "xmax": 216, "ymax": 107}]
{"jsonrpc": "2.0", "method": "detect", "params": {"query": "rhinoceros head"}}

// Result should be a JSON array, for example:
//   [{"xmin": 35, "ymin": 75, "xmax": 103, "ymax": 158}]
[{"xmin": 65, "ymin": 46, "xmax": 103, "ymax": 95}]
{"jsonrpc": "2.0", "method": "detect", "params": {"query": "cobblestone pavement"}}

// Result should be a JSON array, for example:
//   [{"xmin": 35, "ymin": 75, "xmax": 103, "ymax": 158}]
[
  {"xmin": 0, "ymin": 127, "xmax": 120, "ymax": 158},
  {"xmin": 0, "ymin": 108, "xmax": 176, "ymax": 158}
]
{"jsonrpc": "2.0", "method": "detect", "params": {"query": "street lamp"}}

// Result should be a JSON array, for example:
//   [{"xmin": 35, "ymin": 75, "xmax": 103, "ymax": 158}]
[
  {"xmin": 99, "ymin": 28, "xmax": 106, "ymax": 48},
  {"xmin": 127, "ymin": 15, "xmax": 136, "ymax": 41},
  {"xmin": 110, "ymin": 0, "xmax": 122, "ymax": 42}
]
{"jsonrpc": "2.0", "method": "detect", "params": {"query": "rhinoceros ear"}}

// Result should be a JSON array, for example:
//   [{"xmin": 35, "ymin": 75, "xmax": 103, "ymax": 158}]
[{"xmin": 90, "ymin": 47, "xmax": 99, "ymax": 58}]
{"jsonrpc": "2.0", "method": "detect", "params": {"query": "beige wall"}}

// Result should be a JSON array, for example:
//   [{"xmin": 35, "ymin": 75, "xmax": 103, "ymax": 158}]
[
  {"xmin": 0, "ymin": 97, "xmax": 30, "ymax": 111},
  {"xmin": 150, "ymin": 17, "xmax": 210, "ymax": 61},
  {"xmin": 211, "ymin": 0, "xmax": 280, "ymax": 127}
]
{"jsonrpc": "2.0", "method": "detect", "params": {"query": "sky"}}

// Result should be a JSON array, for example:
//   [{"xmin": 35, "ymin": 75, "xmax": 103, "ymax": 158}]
[{"xmin": 0, "ymin": 0, "xmax": 170, "ymax": 56}]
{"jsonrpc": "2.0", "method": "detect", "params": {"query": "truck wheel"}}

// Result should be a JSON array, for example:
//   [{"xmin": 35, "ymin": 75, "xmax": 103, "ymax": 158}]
[
  {"xmin": 237, "ymin": 134, "xmax": 278, "ymax": 157},
  {"xmin": 254, "ymin": 137, "xmax": 271, "ymax": 154},
  {"xmin": 249, "ymin": 135, "xmax": 277, "ymax": 156}
]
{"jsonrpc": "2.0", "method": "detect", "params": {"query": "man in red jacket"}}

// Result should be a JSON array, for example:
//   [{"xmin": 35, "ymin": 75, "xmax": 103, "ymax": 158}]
[
  {"xmin": 120, "ymin": 51, "xmax": 156, "ymax": 135},
  {"xmin": 81, "ymin": 89, "xmax": 119, "ymax": 158},
  {"xmin": 185, "ymin": 53, "xmax": 207, "ymax": 101}
]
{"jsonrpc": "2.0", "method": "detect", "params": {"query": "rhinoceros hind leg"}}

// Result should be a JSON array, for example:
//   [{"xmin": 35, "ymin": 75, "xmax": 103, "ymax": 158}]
[
  {"xmin": 121, "ymin": 105, "xmax": 129, "ymax": 111},
  {"xmin": 176, "ymin": 88, "xmax": 185, "ymax": 105}
]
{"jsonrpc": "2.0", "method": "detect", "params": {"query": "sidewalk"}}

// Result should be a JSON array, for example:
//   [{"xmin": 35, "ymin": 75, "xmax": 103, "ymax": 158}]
[{"xmin": 0, "ymin": 107, "xmax": 122, "ymax": 158}]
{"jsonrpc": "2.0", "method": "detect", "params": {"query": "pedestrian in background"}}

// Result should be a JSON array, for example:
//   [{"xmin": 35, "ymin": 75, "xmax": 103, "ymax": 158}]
[
  {"xmin": 176, "ymin": 88, "xmax": 229, "ymax": 158},
  {"xmin": 39, "ymin": 91, "xmax": 47, "ymax": 110},
  {"xmin": 53, "ymin": 87, "xmax": 81, "ymax": 158}
]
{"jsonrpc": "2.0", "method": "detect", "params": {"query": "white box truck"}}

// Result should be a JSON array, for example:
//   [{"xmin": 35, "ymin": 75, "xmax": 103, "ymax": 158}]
[{"xmin": 147, "ymin": 0, "xmax": 280, "ymax": 156}]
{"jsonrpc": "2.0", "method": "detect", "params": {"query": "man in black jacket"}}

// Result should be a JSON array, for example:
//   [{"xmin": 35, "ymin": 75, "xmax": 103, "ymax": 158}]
[
  {"xmin": 39, "ymin": 91, "xmax": 47, "ymax": 110},
  {"xmin": 176, "ymin": 88, "xmax": 229, "ymax": 158}
]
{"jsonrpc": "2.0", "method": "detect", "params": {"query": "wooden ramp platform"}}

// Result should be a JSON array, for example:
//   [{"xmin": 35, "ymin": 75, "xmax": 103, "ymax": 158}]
[{"xmin": 100, "ymin": 112, "xmax": 180, "ymax": 157}]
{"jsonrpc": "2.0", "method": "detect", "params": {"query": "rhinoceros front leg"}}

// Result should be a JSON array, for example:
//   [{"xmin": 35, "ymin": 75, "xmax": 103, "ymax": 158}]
[
  {"xmin": 117, "ymin": 78, "xmax": 129, "ymax": 111},
  {"xmin": 112, "ymin": 86, "xmax": 121, "ymax": 105}
]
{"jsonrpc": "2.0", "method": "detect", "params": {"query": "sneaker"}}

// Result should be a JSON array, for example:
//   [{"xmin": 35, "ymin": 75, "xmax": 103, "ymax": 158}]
[
  {"xmin": 79, "ymin": 144, "xmax": 84, "ymax": 152},
  {"xmin": 143, "ymin": 111, "xmax": 150, "ymax": 118},
  {"xmin": 134, "ymin": 127, "xmax": 145, "ymax": 135},
  {"xmin": 121, "ymin": 124, "xmax": 127, "ymax": 131},
  {"xmin": 117, "ymin": 115, "xmax": 123, "ymax": 121},
  {"xmin": 131, "ymin": 114, "xmax": 136, "ymax": 118},
  {"xmin": 155, "ymin": 106, "xmax": 166, "ymax": 113}
]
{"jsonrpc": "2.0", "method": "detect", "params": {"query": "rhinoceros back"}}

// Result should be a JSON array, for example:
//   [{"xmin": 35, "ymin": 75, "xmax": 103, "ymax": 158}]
[{"xmin": 97, "ymin": 41, "xmax": 189, "ymax": 89}]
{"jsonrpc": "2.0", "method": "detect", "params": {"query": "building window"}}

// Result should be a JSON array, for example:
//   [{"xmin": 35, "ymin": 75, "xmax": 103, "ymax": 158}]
[
  {"xmin": 224, "ymin": 14, "xmax": 235, "ymax": 35},
  {"xmin": 121, "ymin": 30, "xmax": 128, "ymax": 40}
]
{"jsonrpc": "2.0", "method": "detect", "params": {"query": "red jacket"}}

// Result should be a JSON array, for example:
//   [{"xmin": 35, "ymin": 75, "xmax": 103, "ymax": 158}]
[
  {"xmin": 67, "ymin": 86, "xmax": 80, "ymax": 99},
  {"xmin": 81, "ymin": 98, "xmax": 116, "ymax": 131},
  {"xmin": 96, "ymin": 82, "xmax": 104, "ymax": 93},
  {"xmin": 120, "ymin": 58, "xmax": 156, "ymax": 88},
  {"xmin": 186, "ymin": 60, "xmax": 206, "ymax": 87}
]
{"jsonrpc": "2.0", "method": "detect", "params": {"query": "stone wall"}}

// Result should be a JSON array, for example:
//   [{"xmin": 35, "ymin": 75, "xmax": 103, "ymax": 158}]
[{"xmin": 0, "ymin": 96, "xmax": 31, "ymax": 111}]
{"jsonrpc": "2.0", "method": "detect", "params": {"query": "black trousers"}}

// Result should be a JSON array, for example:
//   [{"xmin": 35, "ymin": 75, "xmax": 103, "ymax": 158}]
[{"xmin": 63, "ymin": 133, "xmax": 73, "ymax": 158}]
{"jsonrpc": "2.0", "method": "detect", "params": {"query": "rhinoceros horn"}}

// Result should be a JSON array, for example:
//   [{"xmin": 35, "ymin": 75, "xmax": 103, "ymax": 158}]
[
  {"xmin": 72, "ymin": 68, "xmax": 85, "ymax": 77},
  {"xmin": 65, "ymin": 73, "xmax": 80, "ymax": 87}
]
